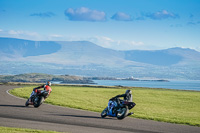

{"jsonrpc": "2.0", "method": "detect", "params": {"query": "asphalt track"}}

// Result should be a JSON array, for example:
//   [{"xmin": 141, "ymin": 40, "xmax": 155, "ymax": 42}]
[{"xmin": 0, "ymin": 85, "xmax": 199, "ymax": 133}]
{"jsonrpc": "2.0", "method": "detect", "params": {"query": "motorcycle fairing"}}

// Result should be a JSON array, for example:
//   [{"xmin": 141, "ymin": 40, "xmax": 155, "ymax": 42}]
[
  {"xmin": 107, "ymin": 109, "xmax": 117, "ymax": 117},
  {"xmin": 107, "ymin": 100, "xmax": 117, "ymax": 117}
]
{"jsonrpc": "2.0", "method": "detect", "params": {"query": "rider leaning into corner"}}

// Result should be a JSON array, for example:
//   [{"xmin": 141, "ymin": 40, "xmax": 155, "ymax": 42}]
[
  {"xmin": 109, "ymin": 90, "xmax": 136, "ymax": 116},
  {"xmin": 29, "ymin": 81, "xmax": 52, "ymax": 104}
]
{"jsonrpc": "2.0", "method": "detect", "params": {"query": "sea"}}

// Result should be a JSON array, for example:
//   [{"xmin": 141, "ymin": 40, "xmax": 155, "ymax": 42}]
[{"xmin": 92, "ymin": 80, "xmax": 200, "ymax": 91}]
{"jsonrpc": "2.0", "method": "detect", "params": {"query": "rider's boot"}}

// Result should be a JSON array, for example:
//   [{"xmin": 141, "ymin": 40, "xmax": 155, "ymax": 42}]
[{"xmin": 127, "ymin": 112, "xmax": 134, "ymax": 116}]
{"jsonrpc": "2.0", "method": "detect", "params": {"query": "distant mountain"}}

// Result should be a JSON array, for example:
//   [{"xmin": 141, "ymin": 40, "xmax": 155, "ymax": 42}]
[
  {"xmin": 124, "ymin": 47, "xmax": 200, "ymax": 66},
  {"xmin": 124, "ymin": 49, "xmax": 183, "ymax": 66},
  {"xmin": 0, "ymin": 37, "xmax": 200, "ymax": 80},
  {"xmin": 0, "ymin": 37, "xmax": 61, "ymax": 57}
]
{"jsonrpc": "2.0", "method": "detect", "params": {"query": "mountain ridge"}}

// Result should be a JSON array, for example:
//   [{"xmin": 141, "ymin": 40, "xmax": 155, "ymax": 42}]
[{"xmin": 0, "ymin": 37, "xmax": 200, "ymax": 79}]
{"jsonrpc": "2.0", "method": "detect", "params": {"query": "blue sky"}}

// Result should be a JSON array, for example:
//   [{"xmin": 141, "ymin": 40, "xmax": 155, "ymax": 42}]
[{"xmin": 0, "ymin": 0, "xmax": 200, "ymax": 51}]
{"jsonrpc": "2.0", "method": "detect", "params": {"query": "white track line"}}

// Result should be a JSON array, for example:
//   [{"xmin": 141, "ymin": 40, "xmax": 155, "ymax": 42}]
[{"xmin": 6, "ymin": 89, "xmax": 25, "ymax": 100}]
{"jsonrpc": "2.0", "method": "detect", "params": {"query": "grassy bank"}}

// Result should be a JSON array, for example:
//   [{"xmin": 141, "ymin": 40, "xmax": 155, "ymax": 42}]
[
  {"xmin": 10, "ymin": 85, "xmax": 200, "ymax": 126},
  {"xmin": 0, "ymin": 126, "xmax": 63, "ymax": 133}
]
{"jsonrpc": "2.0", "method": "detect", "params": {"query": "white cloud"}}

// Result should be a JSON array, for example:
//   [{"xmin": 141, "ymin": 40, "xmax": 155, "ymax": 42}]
[
  {"xmin": 7, "ymin": 30, "xmax": 38, "ymax": 36},
  {"xmin": 89, "ymin": 36, "xmax": 145, "ymax": 50},
  {"xmin": 145, "ymin": 10, "xmax": 179, "ymax": 20},
  {"xmin": 30, "ymin": 12, "xmax": 55, "ymax": 18},
  {"xmin": 0, "ymin": 29, "xmax": 71, "ymax": 41},
  {"xmin": 8, "ymin": 30, "xmax": 23, "ymax": 35},
  {"xmin": 47, "ymin": 34, "xmax": 64, "ymax": 41},
  {"xmin": 111, "ymin": 12, "xmax": 132, "ymax": 21},
  {"xmin": 49, "ymin": 34, "xmax": 63, "ymax": 38},
  {"xmin": 0, "ymin": 29, "xmax": 41, "ymax": 40},
  {"xmin": 64, "ymin": 7, "xmax": 106, "ymax": 21},
  {"xmin": 8, "ymin": 30, "xmax": 39, "ymax": 38},
  {"xmin": 196, "ymin": 46, "xmax": 200, "ymax": 52}
]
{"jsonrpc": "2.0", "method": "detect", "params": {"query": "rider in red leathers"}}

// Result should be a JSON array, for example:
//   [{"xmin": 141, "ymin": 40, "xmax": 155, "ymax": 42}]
[{"xmin": 29, "ymin": 81, "xmax": 52, "ymax": 104}]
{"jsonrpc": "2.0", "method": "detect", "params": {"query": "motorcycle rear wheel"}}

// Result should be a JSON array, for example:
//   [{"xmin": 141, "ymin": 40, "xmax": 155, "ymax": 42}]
[
  {"xmin": 34, "ymin": 97, "xmax": 44, "ymax": 108},
  {"xmin": 117, "ymin": 107, "xmax": 128, "ymax": 120}
]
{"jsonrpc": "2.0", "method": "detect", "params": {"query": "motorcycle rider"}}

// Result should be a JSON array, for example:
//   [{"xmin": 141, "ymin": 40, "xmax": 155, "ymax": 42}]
[
  {"xmin": 109, "ymin": 89, "xmax": 135, "ymax": 115},
  {"xmin": 29, "ymin": 81, "xmax": 52, "ymax": 104},
  {"xmin": 111, "ymin": 90, "xmax": 133, "ymax": 102}
]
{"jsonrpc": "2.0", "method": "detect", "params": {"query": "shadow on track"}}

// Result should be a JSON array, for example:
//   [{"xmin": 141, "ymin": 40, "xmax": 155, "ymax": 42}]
[
  {"xmin": 0, "ymin": 104, "xmax": 26, "ymax": 108},
  {"xmin": 55, "ymin": 114, "xmax": 114, "ymax": 120}
]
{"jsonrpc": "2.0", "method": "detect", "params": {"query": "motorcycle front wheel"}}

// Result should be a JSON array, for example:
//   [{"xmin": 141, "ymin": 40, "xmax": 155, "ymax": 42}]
[
  {"xmin": 117, "ymin": 107, "xmax": 128, "ymax": 120},
  {"xmin": 101, "ymin": 107, "xmax": 108, "ymax": 118},
  {"xmin": 25, "ymin": 99, "xmax": 29, "ymax": 107},
  {"xmin": 34, "ymin": 97, "xmax": 44, "ymax": 108}
]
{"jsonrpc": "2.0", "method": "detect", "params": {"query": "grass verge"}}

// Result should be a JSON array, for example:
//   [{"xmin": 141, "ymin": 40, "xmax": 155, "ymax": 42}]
[
  {"xmin": 0, "ymin": 126, "xmax": 63, "ymax": 133},
  {"xmin": 10, "ymin": 85, "xmax": 200, "ymax": 126}
]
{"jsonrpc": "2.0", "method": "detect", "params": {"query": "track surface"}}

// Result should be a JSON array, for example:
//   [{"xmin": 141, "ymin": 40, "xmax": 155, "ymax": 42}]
[{"xmin": 0, "ymin": 85, "xmax": 199, "ymax": 133}]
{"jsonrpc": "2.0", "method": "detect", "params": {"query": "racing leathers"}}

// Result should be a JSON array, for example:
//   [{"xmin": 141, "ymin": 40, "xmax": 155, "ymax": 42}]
[
  {"xmin": 29, "ymin": 84, "xmax": 52, "ymax": 103},
  {"xmin": 109, "ymin": 90, "xmax": 135, "ymax": 115}
]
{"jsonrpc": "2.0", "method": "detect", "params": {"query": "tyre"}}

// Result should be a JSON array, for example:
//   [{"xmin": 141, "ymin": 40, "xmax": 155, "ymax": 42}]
[
  {"xmin": 117, "ymin": 107, "xmax": 128, "ymax": 120},
  {"xmin": 25, "ymin": 99, "xmax": 29, "ymax": 107},
  {"xmin": 101, "ymin": 107, "xmax": 108, "ymax": 118},
  {"xmin": 34, "ymin": 97, "xmax": 44, "ymax": 108}
]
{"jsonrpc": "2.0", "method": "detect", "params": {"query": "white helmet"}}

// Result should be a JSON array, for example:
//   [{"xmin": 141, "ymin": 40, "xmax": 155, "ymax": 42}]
[
  {"xmin": 46, "ymin": 81, "xmax": 51, "ymax": 86},
  {"xmin": 125, "ymin": 90, "xmax": 132, "ymax": 95}
]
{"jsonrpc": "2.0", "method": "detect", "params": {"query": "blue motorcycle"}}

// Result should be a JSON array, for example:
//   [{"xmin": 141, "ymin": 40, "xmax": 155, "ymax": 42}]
[{"xmin": 101, "ymin": 97, "xmax": 136, "ymax": 120}]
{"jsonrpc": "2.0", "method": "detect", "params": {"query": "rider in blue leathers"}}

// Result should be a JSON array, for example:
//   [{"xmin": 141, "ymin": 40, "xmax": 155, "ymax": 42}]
[{"xmin": 108, "ymin": 90, "xmax": 135, "ymax": 116}]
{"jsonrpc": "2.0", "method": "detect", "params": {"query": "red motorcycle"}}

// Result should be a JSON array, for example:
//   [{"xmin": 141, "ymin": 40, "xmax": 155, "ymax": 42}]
[{"xmin": 25, "ymin": 90, "xmax": 49, "ymax": 108}]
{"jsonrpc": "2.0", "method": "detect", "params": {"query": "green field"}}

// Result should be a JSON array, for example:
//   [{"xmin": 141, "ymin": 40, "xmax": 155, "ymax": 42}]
[
  {"xmin": 10, "ymin": 85, "xmax": 200, "ymax": 126},
  {"xmin": 0, "ymin": 126, "xmax": 63, "ymax": 133}
]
